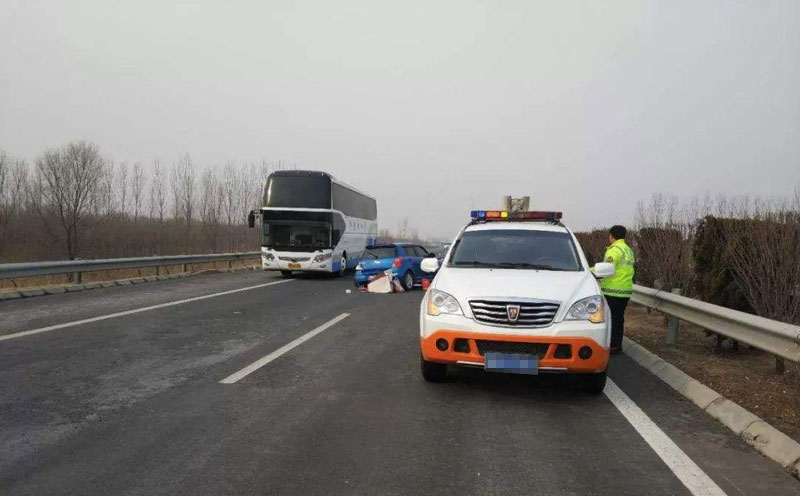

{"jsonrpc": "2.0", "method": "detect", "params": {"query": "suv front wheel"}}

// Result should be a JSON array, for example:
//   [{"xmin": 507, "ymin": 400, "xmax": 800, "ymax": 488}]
[
  {"xmin": 420, "ymin": 355, "xmax": 447, "ymax": 382},
  {"xmin": 580, "ymin": 369, "xmax": 608, "ymax": 394}
]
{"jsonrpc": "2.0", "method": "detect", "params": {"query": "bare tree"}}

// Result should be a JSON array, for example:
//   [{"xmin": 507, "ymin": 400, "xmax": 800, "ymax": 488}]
[
  {"xmin": 0, "ymin": 151, "xmax": 28, "ymax": 258},
  {"xmin": 222, "ymin": 161, "xmax": 240, "ymax": 225},
  {"xmin": 34, "ymin": 141, "xmax": 105, "ymax": 259},
  {"xmin": 633, "ymin": 193, "xmax": 694, "ymax": 292},
  {"xmin": 199, "ymin": 167, "xmax": 223, "ymax": 251},
  {"xmin": 171, "ymin": 154, "xmax": 196, "ymax": 252},
  {"xmin": 149, "ymin": 158, "xmax": 166, "ymax": 222},
  {"xmin": 117, "ymin": 161, "xmax": 128, "ymax": 217},
  {"xmin": 131, "ymin": 162, "xmax": 145, "ymax": 223},
  {"xmin": 724, "ymin": 199, "xmax": 800, "ymax": 326},
  {"xmin": 99, "ymin": 161, "xmax": 116, "ymax": 218}
]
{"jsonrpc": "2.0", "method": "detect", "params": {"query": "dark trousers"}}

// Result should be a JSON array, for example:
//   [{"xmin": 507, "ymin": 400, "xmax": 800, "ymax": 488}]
[{"xmin": 605, "ymin": 295, "xmax": 630, "ymax": 349}]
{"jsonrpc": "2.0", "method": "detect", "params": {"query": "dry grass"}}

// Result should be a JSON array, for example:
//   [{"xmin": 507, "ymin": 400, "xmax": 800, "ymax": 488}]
[
  {"xmin": 625, "ymin": 304, "xmax": 800, "ymax": 442},
  {"xmin": 0, "ymin": 259, "xmax": 259, "ymax": 291}
]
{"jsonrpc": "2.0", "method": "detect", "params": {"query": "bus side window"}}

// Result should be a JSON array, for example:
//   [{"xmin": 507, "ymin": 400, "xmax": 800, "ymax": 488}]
[{"xmin": 332, "ymin": 213, "xmax": 346, "ymax": 246}]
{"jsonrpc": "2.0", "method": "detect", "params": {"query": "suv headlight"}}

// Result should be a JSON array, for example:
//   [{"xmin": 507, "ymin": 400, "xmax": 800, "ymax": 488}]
[
  {"xmin": 264, "ymin": 252, "xmax": 275, "ymax": 261},
  {"xmin": 355, "ymin": 264, "xmax": 363, "ymax": 271},
  {"xmin": 313, "ymin": 252, "xmax": 332, "ymax": 263},
  {"xmin": 566, "ymin": 295, "xmax": 605, "ymax": 323},
  {"xmin": 427, "ymin": 289, "xmax": 463, "ymax": 316}
]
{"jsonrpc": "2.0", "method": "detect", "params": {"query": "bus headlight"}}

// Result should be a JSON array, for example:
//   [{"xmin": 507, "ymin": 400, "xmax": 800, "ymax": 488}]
[
  {"xmin": 566, "ymin": 295, "xmax": 605, "ymax": 323},
  {"xmin": 264, "ymin": 253, "xmax": 275, "ymax": 261},
  {"xmin": 313, "ymin": 252, "xmax": 332, "ymax": 263},
  {"xmin": 427, "ymin": 290, "xmax": 463, "ymax": 316}
]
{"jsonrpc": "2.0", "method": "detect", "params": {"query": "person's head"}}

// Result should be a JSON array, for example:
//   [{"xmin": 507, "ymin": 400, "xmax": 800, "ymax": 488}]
[{"xmin": 609, "ymin": 225, "xmax": 627, "ymax": 243}]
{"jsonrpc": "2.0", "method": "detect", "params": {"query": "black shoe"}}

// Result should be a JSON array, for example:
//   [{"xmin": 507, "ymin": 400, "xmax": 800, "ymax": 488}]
[{"xmin": 610, "ymin": 347, "xmax": 623, "ymax": 356}]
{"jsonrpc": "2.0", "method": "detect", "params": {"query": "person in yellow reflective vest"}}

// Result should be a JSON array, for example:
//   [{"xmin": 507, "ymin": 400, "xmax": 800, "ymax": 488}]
[{"xmin": 601, "ymin": 225, "xmax": 635, "ymax": 355}]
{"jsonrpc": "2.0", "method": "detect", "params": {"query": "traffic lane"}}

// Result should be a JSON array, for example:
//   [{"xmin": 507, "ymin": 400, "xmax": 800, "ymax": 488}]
[
  {"xmin": 0, "ymin": 275, "xmax": 358, "ymax": 479},
  {"xmin": 21, "ymin": 289, "xmax": 688, "ymax": 496},
  {"xmin": 3, "ymin": 284, "xmax": 791, "ymax": 495},
  {"xmin": 0, "ymin": 269, "xmax": 285, "ymax": 338},
  {"xmin": 609, "ymin": 355, "xmax": 800, "ymax": 495},
  {"xmin": 203, "ymin": 291, "xmax": 690, "ymax": 496},
  {"xmin": 0, "ymin": 279, "xmax": 370, "ymax": 495}
]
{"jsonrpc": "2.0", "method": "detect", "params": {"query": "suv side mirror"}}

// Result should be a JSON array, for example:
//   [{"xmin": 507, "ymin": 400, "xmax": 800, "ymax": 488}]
[
  {"xmin": 421, "ymin": 257, "xmax": 439, "ymax": 273},
  {"xmin": 247, "ymin": 210, "xmax": 256, "ymax": 228},
  {"xmin": 593, "ymin": 262, "xmax": 615, "ymax": 279}
]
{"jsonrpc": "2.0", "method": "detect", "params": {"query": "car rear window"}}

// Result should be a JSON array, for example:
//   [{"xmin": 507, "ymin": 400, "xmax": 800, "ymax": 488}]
[{"xmin": 362, "ymin": 246, "xmax": 397, "ymax": 259}]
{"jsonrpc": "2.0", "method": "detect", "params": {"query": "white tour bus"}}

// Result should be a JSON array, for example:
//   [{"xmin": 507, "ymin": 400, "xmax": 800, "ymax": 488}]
[{"xmin": 248, "ymin": 170, "xmax": 377, "ymax": 276}]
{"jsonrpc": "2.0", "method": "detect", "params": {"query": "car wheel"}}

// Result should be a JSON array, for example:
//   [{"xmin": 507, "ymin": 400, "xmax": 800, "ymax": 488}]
[
  {"xmin": 580, "ymin": 370, "xmax": 608, "ymax": 394},
  {"xmin": 402, "ymin": 271, "xmax": 414, "ymax": 290},
  {"xmin": 280, "ymin": 270, "xmax": 293, "ymax": 277},
  {"xmin": 420, "ymin": 355, "xmax": 447, "ymax": 382}
]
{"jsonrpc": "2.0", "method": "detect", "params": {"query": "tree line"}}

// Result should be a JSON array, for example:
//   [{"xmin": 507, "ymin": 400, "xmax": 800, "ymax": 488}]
[
  {"xmin": 0, "ymin": 141, "xmax": 287, "ymax": 262},
  {"xmin": 575, "ymin": 190, "xmax": 800, "ymax": 327}
]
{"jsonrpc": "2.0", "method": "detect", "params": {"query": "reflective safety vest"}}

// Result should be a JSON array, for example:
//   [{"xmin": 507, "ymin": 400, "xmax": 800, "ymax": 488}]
[{"xmin": 600, "ymin": 239, "xmax": 635, "ymax": 298}]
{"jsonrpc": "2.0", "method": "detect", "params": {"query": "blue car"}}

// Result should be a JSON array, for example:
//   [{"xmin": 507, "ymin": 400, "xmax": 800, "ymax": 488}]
[{"xmin": 355, "ymin": 243, "xmax": 438, "ymax": 290}]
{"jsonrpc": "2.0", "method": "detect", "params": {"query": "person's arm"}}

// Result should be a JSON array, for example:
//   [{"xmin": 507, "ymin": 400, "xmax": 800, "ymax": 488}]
[{"xmin": 605, "ymin": 246, "xmax": 622, "ymax": 268}]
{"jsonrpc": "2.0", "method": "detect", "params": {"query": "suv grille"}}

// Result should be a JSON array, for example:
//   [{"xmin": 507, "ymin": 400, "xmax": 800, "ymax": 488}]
[
  {"xmin": 469, "ymin": 299, "xmax": 559, "ymax": 327},
  {"xmin": 476, "ymin": 340, "xmax": 550, "ymax": 358},
  {"xmin": 278, "ymin": 256, "xmax": 311, "ymax": 262}
]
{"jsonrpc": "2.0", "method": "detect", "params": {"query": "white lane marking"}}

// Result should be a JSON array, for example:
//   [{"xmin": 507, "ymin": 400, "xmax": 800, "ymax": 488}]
[
  {"xmin": 0, "ymin": 279, "xmax": 294, "ymax": 343},
  {"xmin": 220, "ymin": 312, "xmax": 350, "ymax": 384},
  {"xmin": 604, "ymin": 379, "xmax": 727, "ymax": 496}
]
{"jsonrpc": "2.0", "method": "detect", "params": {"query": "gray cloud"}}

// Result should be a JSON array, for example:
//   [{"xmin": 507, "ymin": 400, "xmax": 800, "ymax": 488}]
[{"xmin": 2, "ymin": 0, "xmax": 799, "ymax": 239}]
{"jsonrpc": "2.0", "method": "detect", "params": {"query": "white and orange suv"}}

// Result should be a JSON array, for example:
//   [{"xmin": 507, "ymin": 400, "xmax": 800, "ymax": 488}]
[{"xmin": 418, "ymin": 210, "xmax": 615, "ymax": 393}]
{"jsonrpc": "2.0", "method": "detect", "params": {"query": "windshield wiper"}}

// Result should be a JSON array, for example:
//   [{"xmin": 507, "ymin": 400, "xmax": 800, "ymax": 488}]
[
  {"xmin": 492, "ymin": 262, "xmax": 571, "ymax": 271},
  {"xmin": 451, "ymin": 261, "xmax": 498, "ymax": 267}
]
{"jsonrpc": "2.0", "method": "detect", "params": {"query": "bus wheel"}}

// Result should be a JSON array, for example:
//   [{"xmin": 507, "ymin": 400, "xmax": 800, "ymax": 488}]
[
  {"xmin": 280, "ymin": 270, "xmax": 293, "ymax": 277},
  {"xmin": 337, "ymin": 254, "xmax": 347, "ymax": 277}
]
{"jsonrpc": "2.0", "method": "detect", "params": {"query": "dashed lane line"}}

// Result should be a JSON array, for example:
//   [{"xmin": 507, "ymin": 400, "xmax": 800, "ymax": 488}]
[
  {"xmin": 0, "ymin": 279, "xmax": 294, "ymax": 343},
  {"xmin": 220, "ymin": 312, "xmax": 351, "ymax": 384}
]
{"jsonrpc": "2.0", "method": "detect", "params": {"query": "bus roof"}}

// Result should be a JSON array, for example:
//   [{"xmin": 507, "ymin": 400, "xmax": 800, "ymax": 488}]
[{"xmin": 270, "ymin": 170, "xmax": 375, "ymax": 201}]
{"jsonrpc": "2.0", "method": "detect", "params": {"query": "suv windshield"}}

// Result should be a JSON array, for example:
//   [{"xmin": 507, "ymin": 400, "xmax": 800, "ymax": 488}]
[
  {"xmin": 362, "ymin": 246, "xmax": 397, "ymax": 259},
  {"xmin": 449, "ymin": 229, "xmax": 581, "ymax": 271}
]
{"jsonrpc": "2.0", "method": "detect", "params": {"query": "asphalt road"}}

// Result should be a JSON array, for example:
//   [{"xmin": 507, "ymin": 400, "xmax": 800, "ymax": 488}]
[{"xmin": 1, "ymin": 271, "xmax": 798, "ymax": 495}]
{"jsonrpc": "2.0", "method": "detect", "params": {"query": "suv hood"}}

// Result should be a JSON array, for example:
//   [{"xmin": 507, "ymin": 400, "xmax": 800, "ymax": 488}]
[{"xmin": 433, "ymin": 267, "xmax": 599, "ymax": 308}]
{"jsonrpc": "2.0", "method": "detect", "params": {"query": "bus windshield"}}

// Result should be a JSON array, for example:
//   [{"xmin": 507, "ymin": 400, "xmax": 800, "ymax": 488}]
[
  {"xmin": 263, "ymin": 221, "xmax": 331, "ymax": 251},
  {"xmin": 264, "ymin": 175, "xmax": 331, "ymax": 209}
]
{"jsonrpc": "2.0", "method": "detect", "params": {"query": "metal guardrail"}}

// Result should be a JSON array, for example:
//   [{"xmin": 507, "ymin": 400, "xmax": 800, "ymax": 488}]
[
  {"xmin": 631, "ymin": 284, "xmax": 800, "ymax": 369},
  {"xmin": 0, "ymin": 252, "xmax": 261, "ymax": 282}
]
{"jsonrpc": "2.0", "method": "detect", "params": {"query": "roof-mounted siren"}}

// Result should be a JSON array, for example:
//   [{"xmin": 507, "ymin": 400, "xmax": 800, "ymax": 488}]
[
  {"xmin": 502, "ymin": 195, "xmax": 530, "ymax": 213},
  {"xmin": 470, "ymin": 210, "xmax": 562, "ymax": 222}
]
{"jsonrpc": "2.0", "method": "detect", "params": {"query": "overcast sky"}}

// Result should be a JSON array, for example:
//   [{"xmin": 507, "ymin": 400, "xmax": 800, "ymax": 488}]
[{"xmin": 2, "ymin": 0, "xmax": 799, "ymax": 239}]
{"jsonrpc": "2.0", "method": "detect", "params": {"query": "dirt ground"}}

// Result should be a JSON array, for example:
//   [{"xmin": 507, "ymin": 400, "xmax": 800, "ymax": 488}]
[
  {"xmin": 625, "ymin": 304, "xmax": 800, "ymax": 443},
  {"xmin": 0, "ymin": 260, "xmax": 259, "ymax": 291}
]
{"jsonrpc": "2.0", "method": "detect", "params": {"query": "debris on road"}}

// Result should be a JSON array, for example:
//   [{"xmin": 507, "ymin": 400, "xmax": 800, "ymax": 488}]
[{"xmin": 363, "ymin": 270, "xmax": 405, "ymax": 294}]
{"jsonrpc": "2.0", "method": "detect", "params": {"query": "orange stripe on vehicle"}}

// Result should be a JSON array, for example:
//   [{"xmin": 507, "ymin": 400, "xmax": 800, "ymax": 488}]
[{"xmin": 420, "ymin": 330, "xmax": 609, "ymax": 373}]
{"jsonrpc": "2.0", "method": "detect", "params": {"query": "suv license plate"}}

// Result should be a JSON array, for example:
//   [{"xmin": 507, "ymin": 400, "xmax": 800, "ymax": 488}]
[
  {"xmin": 287, "ymin": 263, "xmax": 301, "ymax": 269},
  {"xmin": 484, "ymin": 352, "xmax": 538, "ymax": 375}
]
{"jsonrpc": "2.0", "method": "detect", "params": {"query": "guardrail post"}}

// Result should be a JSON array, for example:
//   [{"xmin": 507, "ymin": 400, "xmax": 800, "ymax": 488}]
[
  {"xmin": 73, "ymin": 271, "xmax": 82, "ymax": 284},
  {"xmin": 666, "ymin": 288, "xmax": 682, "ymax": 345},
  {"xmin": 156, "ymin": 266, "xmax": 161, "ymax": 276},
  {"xmin": 182, "ymin": 263, "xmax": 188, "ymax": 273},
  {"xmin": 776, "ymin": 357, "xmax": 786, "ymax": 374}
]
